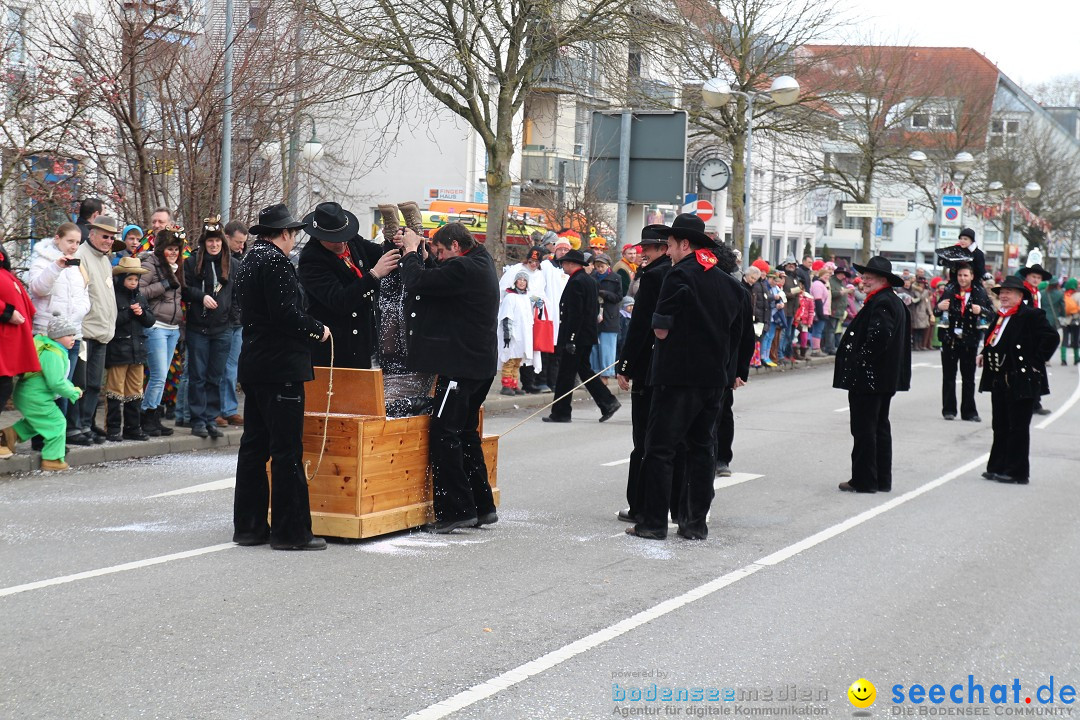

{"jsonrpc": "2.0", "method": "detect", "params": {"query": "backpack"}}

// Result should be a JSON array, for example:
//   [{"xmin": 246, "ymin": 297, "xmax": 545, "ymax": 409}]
[{"xmin": 1065, "ymin": 292, "xmax": 1080, "ymax": 317}]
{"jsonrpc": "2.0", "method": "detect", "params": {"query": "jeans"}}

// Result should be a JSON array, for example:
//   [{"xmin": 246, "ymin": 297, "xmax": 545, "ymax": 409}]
[
  {"xmin": 810, "ymin": 317, "xmax": 826, "ymax": 340},
  {"xmin": 429, "ymin": 375, "xmax": 496, "ymax": 523},
  {"xmin": 590, "ymin": 331, "xmax": 618, "ymax": 377},
  {"xmin": 70, "ymin": 339, "xmax": 107, "ymax": 433},
  {"xmin": 187, "ymin": 331, "xmax": 231, "ymax": 428},
  {"xmin": 780, "ymin": 318, "xmax": 795, "ymax": 358},
  {"xmin": 760, "ymin": 321, "xmax": 780, "ymax": 362},
  {"xmin": 143, "ymin": 325, "xmax": 180, "ymax": 411},
  {"xmin": 219, "ymin": 326, "xmax": 243, "ymax": 417}
]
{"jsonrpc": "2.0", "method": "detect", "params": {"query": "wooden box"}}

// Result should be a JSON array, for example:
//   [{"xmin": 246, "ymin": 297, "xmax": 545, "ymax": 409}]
[{"xmin": 277, "ymin": 367, "xmax": 499, "ymax": 539}]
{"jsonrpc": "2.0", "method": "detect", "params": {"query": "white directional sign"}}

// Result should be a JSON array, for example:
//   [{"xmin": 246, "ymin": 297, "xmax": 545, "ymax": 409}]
[
  {"xmin": 843, "ymin": 203, "xmax": 876, "ymax": 218},
  {"xmin": 878, "ymin": 198, "xmax": 908, "ymax": 220}
]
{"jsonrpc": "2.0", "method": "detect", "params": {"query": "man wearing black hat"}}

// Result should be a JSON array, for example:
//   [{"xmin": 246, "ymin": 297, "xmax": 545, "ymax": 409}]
[
  {"xmin": 628, "ymin": 214, "xmax": 749, "ymax": 541},
  {"xmin": 934, "ymin": 262, "xmax": 990, "ymax": 421},
  {"xmin": 978, "ymin": 276, "xmax": 1059, "ymax": 484},
  {"xmin": 233, "ymin": 203, "xmax": 331, "ymax": 551},
  {"xmin": 543, "ymin": 248, "xmax": 621, "ymax": 423},
  {"xmin": 398, "ymin": 222, "xmax": 500, "ymax": 533},
  {"xmin": 834, "ymin": 256, "xmax": 911, "ymax": 493},
  {"xmin": 298, "ymin": 202, "xmax": 401, "ymax": 369},
  {"xmin": 1019, "ymin": 263, "xmax": 1054, "ymax": 416},
  {"xmin": 615, "ymin": 226, "xmax": 670, "ymax": 523}
]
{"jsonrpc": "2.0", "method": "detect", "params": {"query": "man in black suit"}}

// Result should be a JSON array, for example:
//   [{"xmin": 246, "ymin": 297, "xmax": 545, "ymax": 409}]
[
  {"xmin": 543, "ymin": 249, "xmax": 620, "ymax": 423},
  {"xmin": 298, "ymin": 202, "xmax": 401, "ymax": 369},
  {"xmin": 399, "ymin": 222, "xmax": 500, "ymax": 532},
  {"xmin": 934, "ymin": 262, "xmax": 990, "ymax": 421},
  {"xmin": 233, "ymin": 204, "xmax": 331, "ymax": 551},
  {"xmin": 628, "ymin": 214, "xmax": 748, "ymax": 541},
  {"xmin": 614, "ymin": 227, "xmax": 671, "ymax": 523},
  {"xmin": 978, "ymin": 276, "xmax": 1060, "ymax": 485},
  {"xmin": 833, "ymin": 256, "xmax": 912, "ymax": 494}
]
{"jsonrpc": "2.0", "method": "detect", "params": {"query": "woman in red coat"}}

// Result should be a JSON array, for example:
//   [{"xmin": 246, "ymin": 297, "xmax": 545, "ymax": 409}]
[{"xmin": 1, "ymin": 242, "xmax": 41, "ymax": 457}]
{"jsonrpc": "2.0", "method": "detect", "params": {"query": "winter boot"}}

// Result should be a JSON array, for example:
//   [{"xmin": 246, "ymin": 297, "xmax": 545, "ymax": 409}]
[
  {"xmin": 500, "ymin": 377, "xmax": 516, "ymax": 396},
  {"xmin": 397, "ymin": 201, "xmax": 424, "ymax": 234},
  {"xmin": 105, "ymin": 398, "xmax": 123, "ymax": 442},
  {"xmin": 379, "ymin": 204, "xmax": 401, "ymax": 242},
  {"xmin": 156, "ymin": 406, "xmax": 174, "ymax": 436},
  {"xmin": 141, "ymin": 408, "xmax": 161, "ymax": 437},
  {"xmin": 122, "ymin": 400, "xmax": 150, "ymax": 441}
]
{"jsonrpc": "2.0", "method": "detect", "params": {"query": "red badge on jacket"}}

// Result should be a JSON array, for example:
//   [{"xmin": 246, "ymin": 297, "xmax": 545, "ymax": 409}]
[{"xmin": 695, "ymin": 249, "xmax": 717, "ymax": 271}]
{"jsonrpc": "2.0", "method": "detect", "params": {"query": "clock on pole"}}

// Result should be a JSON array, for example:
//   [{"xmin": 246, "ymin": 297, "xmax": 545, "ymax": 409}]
[{"xmin": 698, "ymin": 158, "xmax": 731, "ymax": 192}]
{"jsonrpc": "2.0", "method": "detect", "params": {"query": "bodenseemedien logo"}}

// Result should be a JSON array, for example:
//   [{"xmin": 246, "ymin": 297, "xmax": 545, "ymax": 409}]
[{"xmin": 848, "ymin": 678, "xmax": 877, "ymax": 709}]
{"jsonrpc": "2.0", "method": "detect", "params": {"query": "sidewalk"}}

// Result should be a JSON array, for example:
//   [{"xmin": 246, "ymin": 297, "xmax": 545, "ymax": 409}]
[{"xmin": 0, "ymin": 354, "xmax": 835, "ymax": 476}]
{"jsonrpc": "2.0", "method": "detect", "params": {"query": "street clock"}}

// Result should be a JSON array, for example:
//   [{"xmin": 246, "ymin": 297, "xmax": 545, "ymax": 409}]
[{"xmin": 698, "ymin": 158, "xmax": 731, "ymax": 191}]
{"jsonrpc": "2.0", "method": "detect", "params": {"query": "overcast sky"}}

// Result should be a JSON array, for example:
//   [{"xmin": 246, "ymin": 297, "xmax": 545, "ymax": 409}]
[{"xmin": 837, "ymin": 0, "xmax": 1078, "ymax": 91}]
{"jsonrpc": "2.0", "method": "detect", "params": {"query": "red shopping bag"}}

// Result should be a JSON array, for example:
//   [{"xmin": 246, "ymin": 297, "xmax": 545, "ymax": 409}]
[{"xmin": 533, "ymin": 305, "xmax": 555, "ymax": 353}]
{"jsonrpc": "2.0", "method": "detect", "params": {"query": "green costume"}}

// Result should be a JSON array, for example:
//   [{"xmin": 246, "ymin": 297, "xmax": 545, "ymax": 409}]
[{"xmin": 12, "ymin": 335, "xmax": 81, "ymax": 461}]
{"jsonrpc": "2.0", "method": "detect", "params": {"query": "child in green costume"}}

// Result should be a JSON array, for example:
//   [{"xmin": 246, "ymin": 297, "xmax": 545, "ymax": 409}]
[{"xmin": 1, "ymin": 313, "xmax": 83, "ymax": 471}]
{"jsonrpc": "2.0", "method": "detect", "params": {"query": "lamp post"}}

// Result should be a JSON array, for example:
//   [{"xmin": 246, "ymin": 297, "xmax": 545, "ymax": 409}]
[
  {"xmin": 906, "ymin": 150, "xmax": 976, "ymax": 266},
  {"xmin": 701, "ymin": 75, "xmax": 799, "ymax": 269},
  {"xmin": 286, "ymin": 116, "xmax": 323, "ymax": 210},
  {"xmin": 988, "ymin": 180, "xmax": 1041, "ymax": 276}
]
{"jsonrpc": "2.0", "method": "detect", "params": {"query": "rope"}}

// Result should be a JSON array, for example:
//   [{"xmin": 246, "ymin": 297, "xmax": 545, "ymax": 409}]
[
  {"xmin": 304, "ymin": 333, "xmax": 334, "ymax": 481},
  {"xmin": 499, "ymin": 360, "xmax": 620, "ymax": 438}
]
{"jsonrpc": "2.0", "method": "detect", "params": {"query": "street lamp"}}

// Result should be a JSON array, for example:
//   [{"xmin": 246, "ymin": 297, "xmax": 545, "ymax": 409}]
[
  {"xmin": 906, "ymin": 150, "xmax": 979, "ymax": 265},
  {"xmin": 988, "ymin": 179, "xmax": 1041, "ymax": 275},
  {"xmin": 701, "ymin": 75, "xmax": 800, "ymax": 269}
]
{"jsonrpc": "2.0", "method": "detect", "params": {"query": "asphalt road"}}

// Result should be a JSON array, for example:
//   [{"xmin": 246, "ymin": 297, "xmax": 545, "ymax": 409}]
[{"xmin": 1, "ymin": 357, "xmax": 1078, "ymax": 720}]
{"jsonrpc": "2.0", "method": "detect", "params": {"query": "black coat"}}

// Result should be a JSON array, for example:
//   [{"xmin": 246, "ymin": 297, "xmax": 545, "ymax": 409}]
[
  {"xmin": 616, "ymin": 256, "xmax": 671, "ymax": 382},
  {"xmin": 595, "ymin": 270, "xmax": 624, "ymax": 333},
  {"xmin": 648, "ymin": 251, "xmax": 750, "ymax": 388},
  {"xmin": 935, "ymin": 281, "xmax": 991, "ymax": 348},
  {"xmin": 182, "ymin": 251, "xmax": 232, "ymax": 336},
  {"xmin": 980, "ymin": 305, "xmax": 1059, "ymax": 399},
  {"xmin": 748, "ymin": 277, "xmax": 771, "ymax": 324},
  {"xmin": 235, "ymin": 240, "xmax": 326, "ymax": 384},
  {"xmin": 833, "ymin": 287, "xmax": 912, "ymax": 395},
  {"xmin": 227, "ymin": 250, "xmax": 244, "ymax": 328},
  {"xmin": 558, "ymin": 268, "xmax": 600, "ymax": 349},
  {"xmin": 399, "ymin": 244, "xmax": 499, "ymax": 380},
  {"xmin": 106, "ymin": 281, "xmax": 156, "ymax": 367},
  {"xmin": 298, "ymin": 236, "xmax": 384, "ymax": 369}
]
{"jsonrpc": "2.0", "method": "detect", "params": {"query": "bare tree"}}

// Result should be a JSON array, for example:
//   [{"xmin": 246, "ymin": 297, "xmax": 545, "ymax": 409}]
[{"xmin": 1028, "ymin": 74, "xmax": 1080, "ymax": 108}]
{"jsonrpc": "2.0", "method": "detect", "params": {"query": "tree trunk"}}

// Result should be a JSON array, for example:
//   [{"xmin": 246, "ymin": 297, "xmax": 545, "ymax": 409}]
[
  {"xmin": 860, "ymin": 217, "xmax": 872, "ymax": 264},
  {"xmin": 728, "ymin": 125, "xmax": 747, "ymax": 259},
  {"xmin": 484, "ymin": 129, "xmax": 514, "ymax": 271}
]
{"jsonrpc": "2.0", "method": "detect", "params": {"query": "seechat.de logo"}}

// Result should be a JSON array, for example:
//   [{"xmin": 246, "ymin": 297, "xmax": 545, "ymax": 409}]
[{"xmin": 848, "ymin": 678, "xmax": 877, "ymax": 709}]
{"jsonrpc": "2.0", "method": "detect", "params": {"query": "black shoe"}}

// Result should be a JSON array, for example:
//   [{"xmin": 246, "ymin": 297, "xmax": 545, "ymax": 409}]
[
  {"xmin": 676, "ymin": 526, "xmax": 707, "ymax": 541},
  {"xmin": 123, "ymin": 429, "xmax": 150, "ymax": 442},
  {"xmin": 233, "ymin": 531, "xmax": 270, "ymax": 546},
  {"xmin": 164, "ymin": 406, "xmax": 176, "ymax": 420},
  {"xmin": 175, "ymin": 419, "xmax": 190, "ymax": 428},
  {"xmin": 994, "ymin": 474, "xmax": 1029, "ymax": 485},
  {"xmin": 499, "ymin": 387, "xmax": 515, "ymax": 396},
  {"xmin": 473, "ymin": 512, "xmax": 499, "ymax": 527},
  {"xmin": 67, "ymin": 433, "xmax": 93, "ymax": 447},
  {"xmin": 30, "ymin": 435, "xmax": 44, "ymax": 451},
  {"xmin": 421, "ymin": 517, "xmax": 478, "ymax": 534},
  {"xmin": 91, "ymin": 433, "xmax": 105, "ymax": 445},
  {"xmin": 715, "ymin": 463, "xmax": 732, "ymax": 478},
  {"xmin": 943, "ymin": 414, "xmax": 956, "ymax": 421},
  {"xmin": 536, "ymin": 385, "xmax": 552, "ymax": 393},
  {"xmin": 271, "ymin": 537, "xmax": 327, "ymax": 551},
  {"xmin": 90, "ymin": 424, "xmax": 107, "ymax": 437},
  {"xmin": 541, "ymin": 415, "xmax": 571, "ymax": 423},
  {"xmin": 617, "ymin": 509, "xmax": 638, "ymax": 523},
  {"xmin": 599, "ymin": 400, "xmax": 621, "ymax": 422},
  {"xmin": 838, "ymin": 481, "xmax": 876, "ymax": 493},
  {"xmin": 206, "ymin": 424, "xmax": 224, "ymax": 439},
  {"xmin": 981, "ymin": 471, "xmax": 998, "ymax": 480},
  {"xmin": 191, "ymin": 425, "xmax": 209, "ymax": 439},
  {"xmin": 963, "ymin": 415, "xmax": 981, "ymax": 422},
  {"xmin": 106, "ymin": 431, "xmax": 123, "ymax": 442},
  {"xmin": 625, "ymin": 525, "xmax": 666, "ymax": 540},
  {"xmin": 155, "ymin": 407, "xmax": 174, "ymax": 436},
  {"xmin": 1034, "ymin": 407, "xmax": 1052, "ymax": 416}
]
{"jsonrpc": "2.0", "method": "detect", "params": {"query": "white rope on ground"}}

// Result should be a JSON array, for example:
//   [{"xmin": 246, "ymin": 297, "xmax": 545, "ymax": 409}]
[{"xmin": 499, "ymin": 360, "xmax": 620, "ymax": 438}]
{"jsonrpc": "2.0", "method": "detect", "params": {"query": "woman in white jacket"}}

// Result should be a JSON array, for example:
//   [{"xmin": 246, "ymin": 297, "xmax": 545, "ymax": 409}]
[{"xmin": 26, "ymin": 222, "xmax": 91, "ymax": 398}]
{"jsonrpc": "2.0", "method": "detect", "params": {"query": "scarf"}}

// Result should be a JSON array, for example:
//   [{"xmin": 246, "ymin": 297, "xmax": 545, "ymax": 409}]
[
  {"xmin": 985, "ymin": 304, "xmax": 1020, "ymax": 347},
  {"xmin": 1024, "ymin": 282, "xmax": 1040, "ymax": 308}
]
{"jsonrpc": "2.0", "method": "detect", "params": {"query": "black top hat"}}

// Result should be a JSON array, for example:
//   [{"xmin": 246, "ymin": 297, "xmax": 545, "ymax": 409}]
[
  {"xmin": 992, "ymin": 275, "xmax": 1033, "ymax": 299},
  {"xmin": 249, "ymin": 203, "xmax": 307, "ymax": 236},
  {"xmin": 648, "ymin": 213, "xmax": 717, "ymax": 248},
  {"xmin": 852, "ymin": 255, "xmax": 904, "ymax": 287},
  {"xmin": 558, "ymin": 249, "xmax": 589, "ymax": 267},
  {"xmin": 637, "ymin": 225, "xmax": 670, "ymax": 247},
  {"xmin": 302, "ymin": 202, "xmax": 360, "ymax": 243},
  {"xmin": 1018, "ymin": 263, "xmax": 1051, "ymax": 281}
]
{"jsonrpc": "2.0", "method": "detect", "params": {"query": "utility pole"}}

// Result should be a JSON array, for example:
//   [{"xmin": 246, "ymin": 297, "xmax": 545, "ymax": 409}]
[
  {"xmin": 286, "ymin": 21, "xmax": 303, "ymax": 211},
  {"xmin": 218, "ymin": 0, "xmax": 234, "ymax": 222}
]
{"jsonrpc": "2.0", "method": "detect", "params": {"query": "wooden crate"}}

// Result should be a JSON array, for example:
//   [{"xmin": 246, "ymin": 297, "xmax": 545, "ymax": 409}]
[{"xmin": 272, "ymin": 367, "xmax": 499, "ymax": 539}]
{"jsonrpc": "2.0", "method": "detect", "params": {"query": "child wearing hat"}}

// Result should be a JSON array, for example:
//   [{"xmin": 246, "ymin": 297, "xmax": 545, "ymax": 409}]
[
  {"xmin": 1, "ymin": 313, "xmax": 83, "ymax": 470},
  {"xmin": 104, "ymin": 257, "xmax": 156, "ymax": 441},
  {"xmin": 497, "ymin": 270, "xmax": 541, "ymax": 395},
  {"xmin": 112, "ymin": 225, "xmax": 145, "ymax": 266}
]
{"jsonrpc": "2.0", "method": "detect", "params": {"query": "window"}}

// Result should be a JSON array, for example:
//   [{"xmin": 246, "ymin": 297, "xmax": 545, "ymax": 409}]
[
  {"xmin": 989, "ymin": 118, "xmax": 1021, "ymax": 149},
  {"xmin": 909, "ymin": 99, "xmax": 956, "ymax": 131},
  {"xmin": 6, "ymin": 7, "xmax": 27, "ymax": 65},
  {"xmin": 573, "ymin": 103, "xmax": 589, "ymax": 155},
  {"xmin": 248, "ymin": 2, "xmax": 267, "ymax": 30},
  {"xmin": 627, "ymin": 44, "xmax": 641, "ymax": 78},
  {"xmin": 882, "ymin": 221, "xmax": 894, "ymax": 240}
]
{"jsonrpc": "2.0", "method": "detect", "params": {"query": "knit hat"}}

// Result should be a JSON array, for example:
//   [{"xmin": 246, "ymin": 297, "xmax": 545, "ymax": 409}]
[
  {"xmin": 514, "ymin": 270, "xmax": 529, "ymax": 286},
  {"xmin": 47, "ymin": 312, "xmax": 78, "ymax": 340},
  {"xmin": 554, "ymin": 238, "xmax": 572, "ymax": 250},
  {"xmin": 621, "ymin": 296, "xmax": 635, "ymax": 309},
  {"xmin": 1038, "ymin": 281, "xmax": 1048, "ymax": 291},
  {"xmin": 811, "ymin": 259, "xmax": 825, "ymax": 272},
  {"xmin": 930, "ymin": 276, "xmax": 943, "ymax": 289},
  {"xmin": 751, "ymin": 258, "xmax": 770, "ymax": 273},
  {"xmin": 1066, "ymin": 278, "xmax": 1078, "ymax": 291}
]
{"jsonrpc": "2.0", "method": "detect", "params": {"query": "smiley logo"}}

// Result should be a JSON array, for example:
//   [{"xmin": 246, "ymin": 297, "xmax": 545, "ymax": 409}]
[{"xmin": 848, "ymin": 678, "xmax": 876, "ymax": 709}]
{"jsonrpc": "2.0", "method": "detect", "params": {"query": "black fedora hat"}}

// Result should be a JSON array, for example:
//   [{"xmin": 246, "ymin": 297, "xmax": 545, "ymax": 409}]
[
  {"xmin": 852, "ymin": 255, "xmax": 903, "ymax": 287},
  {"xmin": 649, "ymin": 213, "xmax": 717, "ymax": 248},
  {"xmin": 636, "ymin": 225, "xmax": 669, "ymax": 247},
  {"xmin": 558, "ymin": 249, "xmax": 589, "ymax": 267},
  {"xmin": 1018, "ymin": 263, "xmax": 1051, "ymax": 281},
  {"xmin": 991, "ymin": 275, "xmax": 1033, "ymax": 299},
  {"xmin": 249, "ymin": 203, "xmax": 306, "ymax": 236},
  {"xmin": 302, "ymin": 202, "xmax": 360, "ymax": 243}
]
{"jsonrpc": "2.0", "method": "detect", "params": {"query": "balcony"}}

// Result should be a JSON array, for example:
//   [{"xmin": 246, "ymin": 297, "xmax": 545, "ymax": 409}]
[
  {"xmin": 530, "ymin": 56, "xmax": 600, "ymax": 98},
  {"xmin": 520, "ymin": 148, "xmax": 586, "ymax": 187},
  {"xmin": 627, "ymin": 78, "xmax": 679, "ymax": 108}
]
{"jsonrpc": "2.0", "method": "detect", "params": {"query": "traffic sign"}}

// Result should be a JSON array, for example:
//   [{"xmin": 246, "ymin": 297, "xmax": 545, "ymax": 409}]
[
  {"xmin": 874, "ymin": 218, "xmax": 883, "ymax": 237},
  {"xmin": 878, "ymin": 198, "xmax": 908, "ymax": 220},
  {"xmin": 695, "ymin": 200, "xmax": 714, "ymax": 222},
  {"xmin": 843, "ymin": 203, "xmax": 876, "ymax": 218},
  {"xmin": 940, "ymin": 194, "xmax": 963, "ymax": 227}
]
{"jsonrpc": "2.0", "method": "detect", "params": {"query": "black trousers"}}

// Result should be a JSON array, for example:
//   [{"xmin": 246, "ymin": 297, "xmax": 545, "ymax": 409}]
[
  {"xmin": 0, "ymin": 375, "xmax": 12, "ymax": 419},
  {"xmin": 848, "ymin": 391, "xmax": 894, "ymax": 492},
  {"xmin": 627, "ymin": 383, "xmax": 687, "ymax": 522},
  {"xmin": 639, "ymin": 385, "xmax": 722, "ymax": 537},
  {"xmin": 941, "ymin": 342, "xmax": 978, "ymax": 419},
  {"xmin": 714, "ymin": 386, "xmax": 735, "ymax": 466},
  {"xmin": 234, "ymin": 381, "xmax": 313, "ymax": 545},
  {"xmin": 69, "ymin": 339, "xmax": 107, "ymax": 433},
  {"xmin": 987, "ymin": 390, "xmax": 1035, "ymax": 480},
  {"xmin": 550, "ymin": 346, "xmax": 616, "ymax": 420},
  {"xmin": 540, "ymin": 351, "xmax": 559, "ymax": 388},
  {"xmin": 430, "ymin": 375, "xmax": 496, "ymax": 523}
]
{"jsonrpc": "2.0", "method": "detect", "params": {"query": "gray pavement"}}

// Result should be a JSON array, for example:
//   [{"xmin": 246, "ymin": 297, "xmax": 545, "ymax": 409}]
[{"xmin": 1, "ymin": 356, "xmax": 1078, "ymax": 720}]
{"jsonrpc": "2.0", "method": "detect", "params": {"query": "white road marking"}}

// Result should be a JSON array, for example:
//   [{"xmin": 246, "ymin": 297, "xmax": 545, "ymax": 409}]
[
  {"xmin": 911, "ymin": 362, "xmax": 934, "ymax": 368},
  {"xmin": 402, "ymin": 453, "xmax": 991, "ymax": 720},
  {"xmin": 0, "ymin": 543, "xmax": 236, "ymax": 599},
  {"xmin": 1036, "ymin": 365, "xmax": 1080, "ymax": 430},
  {"xmin": 146, "ymin": 478, "xmax": 236, "ymax": 498},
  {"xmin": 714, "ymin": 472, "xmax": 763, "ymax": 490},
  {"xmin": 601, "ymin": 458, "xmax": 631, "ymax": 467},
  {"xmin": 834, "ymin": 406, "xmax": 849, "ymax": 413}
]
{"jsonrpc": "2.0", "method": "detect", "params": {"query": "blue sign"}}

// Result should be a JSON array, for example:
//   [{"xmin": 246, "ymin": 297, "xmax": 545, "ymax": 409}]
[
  {"xmin": 874, "ymin": 218, "xmax": 883, "ymax": 237},
  {"xmin": 941, "ymin": 194, "xmax": 963, "ymax": 207}
]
